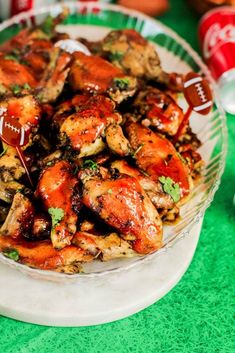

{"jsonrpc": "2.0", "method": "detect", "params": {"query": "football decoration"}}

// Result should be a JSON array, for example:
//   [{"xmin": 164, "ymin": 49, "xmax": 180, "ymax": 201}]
[
  {"xmin": 183, "ymin": 72, "xmax": 213, "ymax": 115},
  {"xmin": 0, "ymin": 108, "xmax": 27, "ymax": 147},
  {"xmin": 174, "ymin": 72, "xmax": 213, "ymax": 142},
  {"xmin": 0, "ymin": 106, "xmax": 33, "ymax": 186}
]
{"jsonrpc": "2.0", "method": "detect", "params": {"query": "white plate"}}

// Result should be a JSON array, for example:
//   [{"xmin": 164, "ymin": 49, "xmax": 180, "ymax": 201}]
[{"xmin": 0, "ymin": 220, "xmax": 202, "ymax": 326}]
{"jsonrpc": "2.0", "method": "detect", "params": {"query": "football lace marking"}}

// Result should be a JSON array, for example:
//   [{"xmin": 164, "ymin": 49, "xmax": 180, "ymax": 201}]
[
  {"xmin": 195, "ymin": 83, "xmax": 207, "ymax": 103},
  {"xmin": 5, "ymin": 122, "xmax": 20, "ymax": 134},
  {"xmin": 184, "ymin": 76, "xmax": 202, "ymax": 88}
]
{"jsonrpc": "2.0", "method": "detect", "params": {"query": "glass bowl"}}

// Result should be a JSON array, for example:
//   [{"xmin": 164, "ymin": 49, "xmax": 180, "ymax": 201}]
[{"xmin": 0, "ymin": 2, "xmax": 227, "ymax": 281}]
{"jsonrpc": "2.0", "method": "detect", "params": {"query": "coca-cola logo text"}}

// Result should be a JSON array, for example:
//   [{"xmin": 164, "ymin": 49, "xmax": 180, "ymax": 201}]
[{"xmin": 203, "ymin": 23, "xmax": 235, "ymax": 59}]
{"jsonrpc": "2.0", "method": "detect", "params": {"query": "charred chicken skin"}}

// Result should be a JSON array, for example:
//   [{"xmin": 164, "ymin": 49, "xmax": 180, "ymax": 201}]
[
  {"xmin": 134, "ymin": 87, "xmax": 184, "ymax": 136},
  {"xmin": 59, "ymin": 95, "xmax": 123, "ymax": 157},
  {"xmin": 80, "ymin": 170, "xmax": 162, "ymax": 254},
  {"xmin": 0, "ymin": 14, "xmax": 206, "ymax": 273},
  {"xmin": 125, "ymin": 122, "xmax": 191, "ymax": 198},
  {"xmin": 36, "ymin": 161, "xmax": 79, "ymax": 249},
  {"xmin": 69, "ymin": 52, "xmax": 137, "ymax": 103}
]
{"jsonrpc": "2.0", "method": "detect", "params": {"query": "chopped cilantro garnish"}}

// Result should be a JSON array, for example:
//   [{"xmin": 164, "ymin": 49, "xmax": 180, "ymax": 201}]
[
  {"xmin": 114, "ymin": 77, "xmax": 130, "ymax": 90},
  {"xmin": 11, "ymin": 84, "xmax": 21, "ymax": 95},
  {"xmin": 3, "ymin": 248, "xmax": 19, "ymax": 261},
  {"xmin": 82, "ymin": 159, "xmax": 98, "ymax": 171},
  {"xmin": 4, "ymin": 54, "xmax": 19, "ymax": 62},
  {"xmin": 159, "ymin": 176, "xmax": 181, "ymax": 203},
  {"xmin": 0, "ymin": 146, "xmax": 8, "ymax": 157},
  {"xmin": 41, "ymin": 15, "xmax": 54, "ymax": 36},
  {"xmin": 107, "ymin": 189, "xmax": 113, "ymax": 194},
  {"xmin": 110, "ymin": 51, "xmax": 124, "ymax": 61},
  {"xmin": 48, "ymin": 207, "xmax": 64, "ymax": 228},
  {"xmin": 23, "ymin": 83, "xmax": 31, "ymax": 90}
]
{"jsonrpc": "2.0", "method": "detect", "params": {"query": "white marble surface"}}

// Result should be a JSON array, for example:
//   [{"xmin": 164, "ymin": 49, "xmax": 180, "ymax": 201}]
[{"xmin": 0, "ymin": 220, "xmax": 202, "ymax": 326}]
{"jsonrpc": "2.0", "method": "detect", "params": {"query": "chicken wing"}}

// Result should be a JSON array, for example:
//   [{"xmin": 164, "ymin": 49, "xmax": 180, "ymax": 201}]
[
  {"xmin": 59, "ymin": 95, "xmax": 122, "ymax": 157},
  {"xmin": 0, "ymin": 193, "xmax": 34, "ymax": 239},
  {"xmin": 0, "ymin": 235, "xmax": 93, "ymax": 273},
  {"xmin": 111, "ymin": 160, "xmax": 175, "ymax": 211},
  {"xmin": 80, "ymin": 170, "xmax": 162, "ymax": 254},
  {"xmin": 102, "ymin": 29, "xmax": 164, "ymax": 80},
  {"xmin": 73, "ymin": 231, "xmax": 136, "ymax": 261},
  {"xmin": 134, "ymin": 87, "xmax": 184, "ymax": 136},
  {"xmin": 105, "ymin": 124, "xmax": 131, "ymax": 156},
  {"xmin": 125, "ymin": 122, "xmax": 191, "ymax": 198},
  {"xmin": 0, "ymin": 55, "xmax": 37, "ymax": 92},
  {"xmin": 0, "ymin": 145, "xmax": 25, "ymax": 182},
  {"xmin": 37, "ymin": 48, "xmax": 71, "ymax": 103},
  {"xmin": 36, "ymin": 160, "xmax": 79, "ymax": 249},
  {"xmin": 69, "ymin": 52, "xmax": 137, "ymax": 103}
]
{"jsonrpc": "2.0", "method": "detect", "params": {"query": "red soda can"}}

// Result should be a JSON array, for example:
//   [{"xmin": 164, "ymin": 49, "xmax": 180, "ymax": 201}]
[
  {"xmin": 199, "ymin": 6, "xmax": 235, "ymax": 114},
  {"xmin": 0, "ymin": 0, "xmax": 58, "ymax": 20}
]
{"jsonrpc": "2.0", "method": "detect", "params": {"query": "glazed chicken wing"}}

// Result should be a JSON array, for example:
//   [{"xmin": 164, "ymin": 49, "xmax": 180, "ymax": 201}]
[
  {"xmin": 36, "ymin": 160, "xmax": 79, "ymax": 249},
  {"xmin": 134, "ymin": 87, "xmax": 184, "ymax": 136},
  {"xmin": 102, "ymin": 29, "xmax": 164, "ymax": 81},
  {"xmin": 0, "ymin": 235, "xmax": 93, "ymax": 273},
  {"xmin": 69, "ymin": 52, "xmax": 137, "ymax": 104},
  {"xmin": 59, "ymin": 95, "xmax": 122, "ymax": 157},
  {"xmin": 0, "ymin": 55, "xmax": 37, "ymax": 93},
  {"xmin": 111, "ymin": 160, "xmax": 175, "ymax": 211},
  {"xmin": 80, "ymin": 170, "xmax": 162, "ymax": 254},
  {"xmin": 73, "ymin": 231, "xmax": 136, "ymax": 261},
  {"xmin": 102, "ymin": 29, "xmax": 184, "ymax": 90},
  {"xmin": 37, "ymin": 48, "xmax": 71, "ymax": 103},
  {"xmin": 125, "ymin": 122, "xmax": 191, "ymax": 198},
  {"xmin": 0, "ymin": 193, "xmax": 34, "ymax": 239}
]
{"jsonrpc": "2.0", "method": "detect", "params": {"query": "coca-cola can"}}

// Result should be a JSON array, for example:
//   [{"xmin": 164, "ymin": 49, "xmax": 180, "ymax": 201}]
[
  {"xmin": 199, "ymin": 6, "xmax": 235, "ymax": 114},
  {"xmin": 0, "ymin": 0, "xmax": 58, "ymax": 21}
]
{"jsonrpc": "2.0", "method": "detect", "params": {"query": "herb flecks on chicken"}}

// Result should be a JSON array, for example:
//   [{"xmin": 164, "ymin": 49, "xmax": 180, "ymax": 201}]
[
  {"xmin": 80, "ymin": 170, "xmax": 162, "ymax": 254},
  {"xmin": 0, "ymin": 14, "xmax": 205, "ymax": 273},
  {"xmin": 36, "ymin": 161, "xmax": 79, "ymax": 249},
  {"xmin": 59, "ymin": 95, "xmax": 122, "ymax": 158},
  {"xmin": 69, "ymin": 52, "xmax": 137, "ymax": 103}
]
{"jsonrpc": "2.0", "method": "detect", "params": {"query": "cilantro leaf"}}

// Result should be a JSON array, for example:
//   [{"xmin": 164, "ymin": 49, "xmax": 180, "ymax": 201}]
[
  {"xmin": 114, "ymin": 77, "xmax": 130, "ymax": 90},
  {"xmin": 110, "ymin": 51, "xmax": 124, "ymax": 61},
  {"xmin": 23, "ymin": 83, "xmax": 31, "ymax": 90},
  {"xmin": 11, "ymin": 84, "xmax": 22, "ymax": 95},
  {"xmin": 159, "ymin": 176, "xmax": 181, "ymax": 203},
  {"xmin": 41, "ymin": 15, "xmax": 54, "ymax": 36},
  {"xmin": 0, "ymin": 145, "xmax": 8, "ymax": 157},
  {"xmin": 4, "ymin": 54, "xmax": 19, "ymax": 62},
  {"xmin": 48, "ymin": 207, "xmax": 64, "ymax": 228},
  {"xmin": 3, "ymin": 248, "xmax": 19, "ymax": 261},
  {"xmin": 82, "ymin": 159, "xmax": 98, "ymax": 171}
]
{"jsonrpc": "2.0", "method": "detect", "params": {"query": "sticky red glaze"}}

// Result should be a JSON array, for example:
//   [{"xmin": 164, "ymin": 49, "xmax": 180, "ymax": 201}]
[
  {"xmin": 0, "ymin": 235, "xmax": 92, "ymax": 270},
  {"xmin": 36, "ymin": 160, "xmax": 79, "ymax": 248},
  {"xmin": 126, "ymin": 122, "xmax": 190, "ymax": 197},
  {"xmin": 82, "ymin": 174, "xmax": 162, "ymax": 254},
  {"xmin": 144, "ymin": 88, "xmax": 184, "ymax": 135},
  {"xmin": 0, "ymin": 57, "xmax": 37, "ymax": 88},
  {"xmin": 37, "ymin": 160, "xmax": 77, "ymax": 216},
  {"xmin": 60, "ymin": 95, "xmax": 121, "ymax": 151},
  {"xmin": 183, "ymin": 72, "xmax": 213, "ymax": 115},
  {"xmin": 69, "ymin": 52, "xmax": 125, "ymax": 93}
]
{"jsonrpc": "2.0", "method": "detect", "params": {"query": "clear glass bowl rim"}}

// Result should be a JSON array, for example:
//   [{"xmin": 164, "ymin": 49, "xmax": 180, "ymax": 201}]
[{"xmin": 0, "ymin": 1, "xmax": 228, "ymax": 281}]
